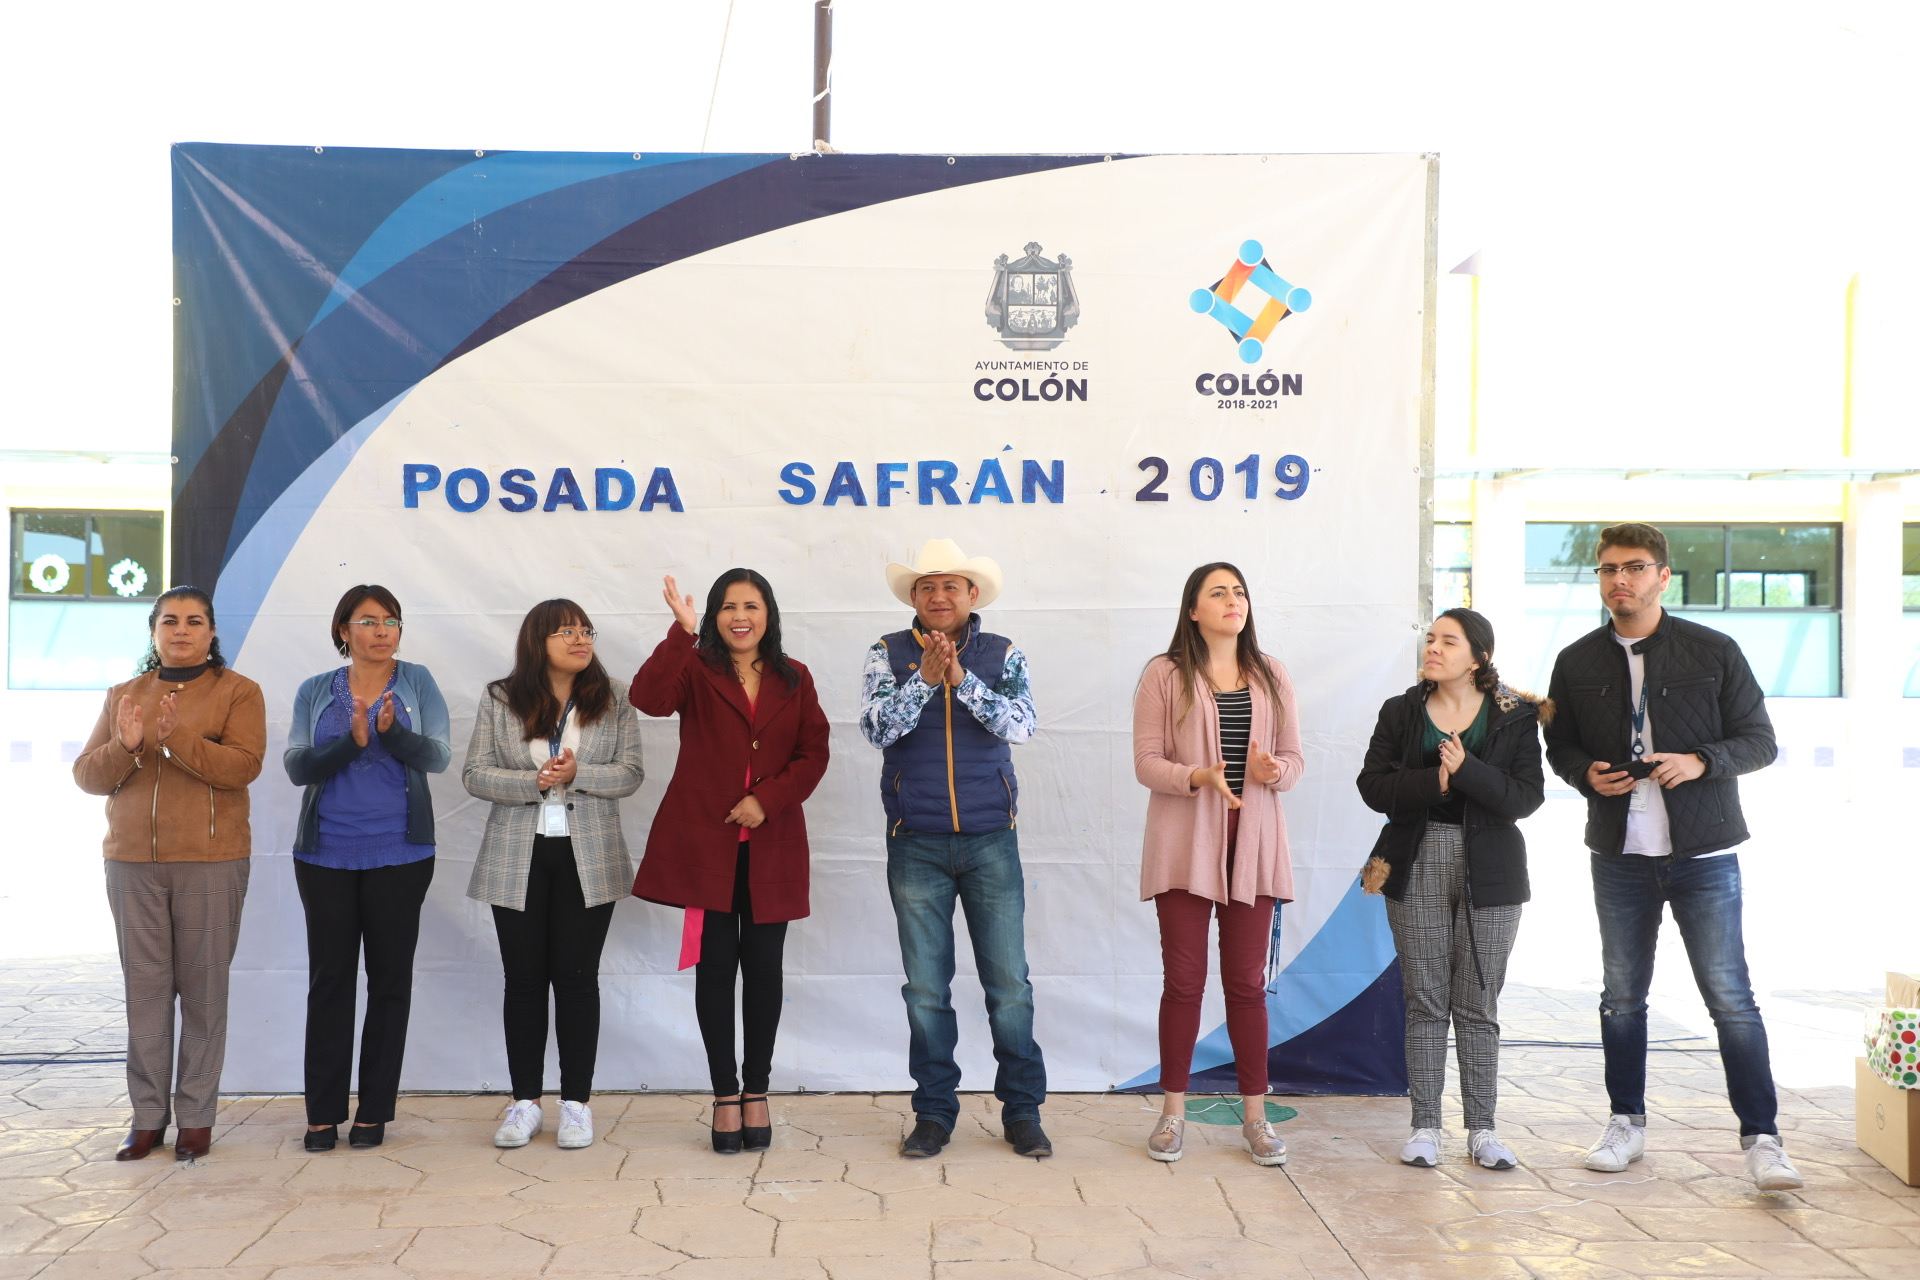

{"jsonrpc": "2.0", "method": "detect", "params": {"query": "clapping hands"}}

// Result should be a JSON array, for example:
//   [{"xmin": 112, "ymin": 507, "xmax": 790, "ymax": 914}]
[
  {"xmin": 538, "ymin": 748, "xmax": 577, "ymax": 791},
  {"xmin": 918, "ymin": 630, "xmax": 963, "ymax": 688}
]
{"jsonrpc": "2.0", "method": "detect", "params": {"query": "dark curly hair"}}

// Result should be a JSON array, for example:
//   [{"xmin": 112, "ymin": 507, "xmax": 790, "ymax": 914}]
[
  {"xmin": 135, "ymin": 586, "xmax": 228, "ymax": 675},
  {"xmin": 695, "ymin": 568, "xmax": 800, "ymax": 691}
]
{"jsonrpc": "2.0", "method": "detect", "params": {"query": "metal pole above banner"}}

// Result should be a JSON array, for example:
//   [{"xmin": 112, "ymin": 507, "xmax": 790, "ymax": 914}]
[{"xmin": 812, "ymin": 1, "xmax": 832, "ymax": 151}]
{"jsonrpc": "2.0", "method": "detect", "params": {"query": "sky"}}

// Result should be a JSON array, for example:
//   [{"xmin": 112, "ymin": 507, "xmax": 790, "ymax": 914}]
[{"xmin": 2, "ymin": 0, "xmax": 1913, "ymax": 462}]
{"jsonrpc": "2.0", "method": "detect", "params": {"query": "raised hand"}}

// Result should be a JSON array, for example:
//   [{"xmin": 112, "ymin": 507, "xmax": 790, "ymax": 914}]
[
  {"xmin": 1190, "ymin": 761, "xmax": 1242, "ymax": 810},
  {"xmin": 154, "ymin": 693, "xmax": 180, "ymax": 745},
  {"xmin": 725, "ymin": 794, "xmax": 767, "ymax": 829},
  {"xmin": 350, "ymin": 692, "xmax": 372, "ymax": 747},
  {"xmin": 663, "ymin": 575, "xmax": 699, "ymax": 636},
  {"xmin": 116, "ymin": 696, "xmax": 144, "ymax": 753},
  {"xmin": 538, "ymin": 747, "xmax": 577, "ymax": 791},
  {"xmin": 374, "ymin": 692, "xmax": 396, "ymax": 734},
  {"xmin": 1246, "ymin": 738, "xmax": 1282, "ymax": 786}
]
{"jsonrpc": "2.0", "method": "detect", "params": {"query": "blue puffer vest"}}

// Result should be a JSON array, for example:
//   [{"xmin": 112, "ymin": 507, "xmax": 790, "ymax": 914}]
[{"xmin": 881, "ymin": 615, "xmax": 1018, "ymax": 835}]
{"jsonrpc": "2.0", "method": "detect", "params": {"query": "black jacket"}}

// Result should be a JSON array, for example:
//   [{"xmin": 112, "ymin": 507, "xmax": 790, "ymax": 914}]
[
  {"xmin": 1543, "ymin": 611, "xmax": 1775, "ymax": 858},
  {"xmin": 1355, "ymin": 683, "xmax": 1546, "ymax": 908}
]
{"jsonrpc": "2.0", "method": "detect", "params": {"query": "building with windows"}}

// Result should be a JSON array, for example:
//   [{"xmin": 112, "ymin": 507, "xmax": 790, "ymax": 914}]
[
  {"xmin": 1433, "ymin": 468, "xmax": 1920, "ymax": 787},
  {"xmin": 2, "ymin": 450, "xmax": 170, "ymax": 763}
]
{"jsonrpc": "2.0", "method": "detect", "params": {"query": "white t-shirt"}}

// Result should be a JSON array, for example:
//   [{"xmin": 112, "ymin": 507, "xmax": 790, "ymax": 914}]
[{"xmin": 1611, "ymin": 631, "xmax": 1733, "ymax": 859}]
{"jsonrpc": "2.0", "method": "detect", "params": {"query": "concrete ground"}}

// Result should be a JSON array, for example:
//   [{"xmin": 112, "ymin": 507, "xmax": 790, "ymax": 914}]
[{"xmin": 3, "ymin": 958, "xmax": 1917, "ymax": 1280}]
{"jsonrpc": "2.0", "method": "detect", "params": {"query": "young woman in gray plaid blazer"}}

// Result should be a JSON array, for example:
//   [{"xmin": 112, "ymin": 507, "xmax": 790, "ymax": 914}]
[{"xmin": 464, "ymin": 599, "xmax": 643, "ymax": 1152}]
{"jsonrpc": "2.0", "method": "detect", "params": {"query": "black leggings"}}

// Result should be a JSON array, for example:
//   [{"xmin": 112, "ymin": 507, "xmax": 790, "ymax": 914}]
[
  {"xmin": 695, "ymin": 842, "xmax": 789, "ymax": 1096},
  {"xmin": 490, "ymin": 837, "xmax": 615, "ymax": 1102}
]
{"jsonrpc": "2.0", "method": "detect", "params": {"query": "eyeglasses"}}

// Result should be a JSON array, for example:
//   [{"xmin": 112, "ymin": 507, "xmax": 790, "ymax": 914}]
[
  {"xmin": 551, "ymin": 628, "xmax": 598, "ymax": 642},
  {"xmin": 346, "ymin": 618, "xmax": 403, "ymax": 630},
  {"xmin": 1591, "ymin": 562, "xmax": 1666, "ymax": 579}
]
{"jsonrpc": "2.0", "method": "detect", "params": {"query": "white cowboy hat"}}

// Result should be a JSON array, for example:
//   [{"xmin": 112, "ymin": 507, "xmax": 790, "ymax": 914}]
[{"xmin": 885, "ymin": 538, "xmax": 1003, "ymax": 609}]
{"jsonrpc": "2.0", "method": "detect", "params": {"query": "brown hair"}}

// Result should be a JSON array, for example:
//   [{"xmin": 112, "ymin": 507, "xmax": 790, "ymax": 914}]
[
  {"xmin": 488, "ymin": 599, "xmax": 613, "ymax": 741},
  {"xmin": 1160, "ymin": 562, "xmax": 1285, "ymax": 725},
  {"xmin": 1597, "ymin": 522, "xmax": 1669, "ymax": 566},
  {"xmin": 331, "ymin": 584, "xmax": 403, "ymax": 657}
]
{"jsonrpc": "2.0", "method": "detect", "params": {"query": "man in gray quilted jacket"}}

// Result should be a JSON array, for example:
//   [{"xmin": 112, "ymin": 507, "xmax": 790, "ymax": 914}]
[{"xmin": 1544, "ymin": 521, "xmax": 1802, "ymax": 1192}]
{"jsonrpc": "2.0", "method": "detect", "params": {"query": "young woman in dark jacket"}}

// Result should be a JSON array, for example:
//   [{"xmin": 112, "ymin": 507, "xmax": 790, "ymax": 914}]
[{"xmin": 1356, "ymin": 607, "xmax": 1546, "ymax": 1173}]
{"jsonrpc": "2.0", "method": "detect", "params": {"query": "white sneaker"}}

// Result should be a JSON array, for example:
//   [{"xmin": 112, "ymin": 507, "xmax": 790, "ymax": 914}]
[
  {"xmin": 493, "ymin": 1099, "xmax": 542, "ymax": 1148},
  {"xmin": 1469, "ymin": 1129, "xmax": 1518, "ymax": 1170},
  {"xmin": 1584, "ymin": 1114, "xmax": 1645, "ymax": 1172},
  {"xmin": 1743, "ymin": 1134, "xmax": 1804, "ymax": 1191},
  {"xmin": 557, "ymin": 1100, "xmax": 594, "ymax": 1150},
  {"xmin": 1400, "ymin": 1127, "xmax": 1441, "ymax": 1167}
]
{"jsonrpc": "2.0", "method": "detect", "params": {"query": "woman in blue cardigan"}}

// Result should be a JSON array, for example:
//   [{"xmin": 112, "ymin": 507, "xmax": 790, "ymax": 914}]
[{"xmin": 284, "ymin": 585, "xmax": 451, "ymax": 1151}]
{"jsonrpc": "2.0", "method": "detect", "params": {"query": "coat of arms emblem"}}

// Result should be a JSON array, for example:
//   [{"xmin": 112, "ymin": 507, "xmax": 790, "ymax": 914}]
[{"xmin": 984, "ymin": 242, "xmax": 1079, "ymax": 350}]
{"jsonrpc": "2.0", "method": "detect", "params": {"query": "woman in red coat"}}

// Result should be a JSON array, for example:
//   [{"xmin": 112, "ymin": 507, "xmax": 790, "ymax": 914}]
[{"xmin": 631, "ymin": 568, "xmax": 830, "ymax": 1154}]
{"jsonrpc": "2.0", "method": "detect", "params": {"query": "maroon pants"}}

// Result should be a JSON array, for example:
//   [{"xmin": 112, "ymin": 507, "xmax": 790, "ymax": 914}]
[{"xmin": 1154, "ymin": 814, "xmax": 1275, "ymax": 1096}]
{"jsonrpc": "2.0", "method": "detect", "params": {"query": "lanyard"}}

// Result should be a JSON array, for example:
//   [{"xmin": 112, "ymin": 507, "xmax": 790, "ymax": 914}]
[
  {"xmin": 1628, "ymin": 681, "xmax": 1649, "ymax": 760},
  {"xmin": 547, "ymin": 699, "xmax": 575, "ymax": 761}
]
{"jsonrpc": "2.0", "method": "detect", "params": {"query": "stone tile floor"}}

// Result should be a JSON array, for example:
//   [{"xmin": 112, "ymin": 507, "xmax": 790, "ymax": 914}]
[{"xmin": 2, "ymin": 957, "xmax": 1916, "ymax": 1280}]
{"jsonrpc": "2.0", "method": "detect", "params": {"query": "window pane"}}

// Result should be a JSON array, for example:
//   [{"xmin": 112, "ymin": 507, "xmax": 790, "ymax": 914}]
[
  {"xmin": 7, "ymin": 600, "xmax": 151, "ymax": 689},
  {"xmin": 1904, "ymin": 524, "xmax": 1920, "ymax": 609},
  {"xmin": 1525, "ymin": 522, "xmax": 1609, "ymax": 576},
  {"xmin": 16, "ymin": 512, "xmax": 89, "ymax": 598},
  {"xmin": 1904, "ymin": 613, "xmax": 1920, "ymax": 697},
  {"xmin": 1700, "ymin": 612, "xmax": 1840, "ymax": 697},
  {"xmin": 89, "ymin": 513, "xmax": 163, "ymax": 599},
  {"xmin": 1433, "ymin": 569, "xmax": 1472, "ymax": 611},
  {"xmin": 1663, "ymin": 525, "xmax": 1725, "ymax": 610},
  {"xmin": 1727, "ymin": 525, "xmax": 1837, "ymax": 608},
  {"xmin": 1433, "ymin": 523, "xmax": 1473, "ymax": 570}
]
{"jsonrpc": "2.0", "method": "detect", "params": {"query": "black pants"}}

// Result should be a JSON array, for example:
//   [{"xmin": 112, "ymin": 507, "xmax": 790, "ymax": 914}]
[
  {"xmin": 695, "ymin": 842, "xmax": 789, "ymax": 1096},
  {"xmin": 491, "ymin": 836, "xmax": 615, "ymax": 1102},
  {"xmin": 294, "ymin": 855, "xmax": 435, "ymax": 1126}
]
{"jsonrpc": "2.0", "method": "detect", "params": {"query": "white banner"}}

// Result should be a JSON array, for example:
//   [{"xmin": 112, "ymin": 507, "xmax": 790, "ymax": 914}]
[{"xmin": 215, "ymin": 153, "xmax": 1434, "ymax": 1092}]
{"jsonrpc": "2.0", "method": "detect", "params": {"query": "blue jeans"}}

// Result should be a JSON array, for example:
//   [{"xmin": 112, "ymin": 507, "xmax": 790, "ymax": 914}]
[
  {"xmin": 886, "ymin": 827, "xmax": 1047, "ymax": 1129},
  {"xmin": 1591, "ymin": 851, "xmax": 1777, "ymax": 1136}
]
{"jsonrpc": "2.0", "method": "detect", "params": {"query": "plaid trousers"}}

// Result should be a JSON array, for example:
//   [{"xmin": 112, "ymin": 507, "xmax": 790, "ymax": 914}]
[{"xmin": 1384, "ymin": 823, "xmax": 1520, "ymax": 1132}]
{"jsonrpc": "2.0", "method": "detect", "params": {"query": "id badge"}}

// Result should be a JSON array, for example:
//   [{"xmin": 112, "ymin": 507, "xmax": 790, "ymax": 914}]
[
  {"xmin": 541, "ymin": 799, "xmax": 570, "ymax": 838},
  {"xmin": 1628, "ymin": 778, "xmax": 1653, "ymax": 813}
]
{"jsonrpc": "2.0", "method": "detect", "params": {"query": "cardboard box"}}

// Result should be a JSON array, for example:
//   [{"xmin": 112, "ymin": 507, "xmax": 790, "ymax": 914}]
[{"xmin": 1856, "ymin": 1057, "xmax": 1920, "ymax": 1186}]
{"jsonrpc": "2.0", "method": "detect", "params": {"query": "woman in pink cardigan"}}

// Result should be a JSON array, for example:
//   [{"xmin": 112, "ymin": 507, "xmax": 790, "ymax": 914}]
[{"xmin": 1133, "ymin": 562, "xmax": 1304, "ymax": 1167}]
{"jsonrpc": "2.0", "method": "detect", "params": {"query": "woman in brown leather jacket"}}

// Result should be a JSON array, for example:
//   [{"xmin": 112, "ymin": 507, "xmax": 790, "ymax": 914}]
[{"xmin": 72, "ymin": 586, "xmax": 266, "ymax": 1162}]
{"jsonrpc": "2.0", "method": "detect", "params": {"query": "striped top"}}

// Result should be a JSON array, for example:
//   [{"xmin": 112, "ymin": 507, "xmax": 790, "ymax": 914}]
[{"xmin": 1213, "ymin": 687, "xmax": 1252, "ymax": 797}]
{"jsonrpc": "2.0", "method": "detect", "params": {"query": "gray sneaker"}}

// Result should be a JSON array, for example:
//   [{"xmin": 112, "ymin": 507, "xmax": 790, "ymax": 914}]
[
  {"xmin": 1242, "ymin": 1118, "xmax": 1287, "ymax": 1167},
  {"xmin": 1400, "ymin": 1127, "xmax": 1441, "ymax": 1167},
  {"xmin": 1469, "ymin": 1129, "xmax": 1518, "ymax": 1170}
]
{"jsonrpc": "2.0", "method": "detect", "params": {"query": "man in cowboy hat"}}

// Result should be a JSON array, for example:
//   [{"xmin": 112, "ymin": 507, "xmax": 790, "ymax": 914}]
[{"xmin": 860, "ymin": 537, "xmax": 1049, "ymax": 1159}]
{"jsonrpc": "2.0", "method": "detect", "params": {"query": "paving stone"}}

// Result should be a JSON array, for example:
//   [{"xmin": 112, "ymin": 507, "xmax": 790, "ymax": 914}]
[
  {"xmin": 775, "ymin": 1218, "xmax": 929, "ymax": 1258},
  {"xmin": 1145, "ymin": 1235, "xmax": 1323, "ymax": 1278},
  {"xmin": 931, "ymin": 1264, "xmax": 1069, "ymax": 1279},
  {"xmin": 0, "ymin": 1203, "xmax": 58, "ymax": 1253},
  {"xmin": 544, "ymin": 1233, "xmax": 685, "ymax": 1274},
  {"xmin": 507, "ymin": 1205, "xmax": 639, "ymax": 1245},
  {"xmin": 27, "ymin": 1194, "xmax": 141, "ymax": 1228},
  {"xmin": 930, "ymin": 1218, "xmax": 1031, "ymax": 1263},
  {"xmin": 63, "ymin": 1218, "xmax": 161, "ymax": 1255},
  {"xmin": 1030, "ymin": 1233, "xmax": 1151, "ymax": 1277},
  {"xmin": 395, "ymin": 1223, "xmax": 552, "ymax": 1278},
  {"xmin": 134, "ymin": 1225, "xmax": 263, "ymax": 1270},
  {"xmin": 880, "ymin": 1186, "xmax": 1009, "ymax": 1222},
  {"xmin": 633, "ymin": 1204, "xmax": 777, "ymax": 1257},
  {"xmin": 230, "ymin": 1227, "xmax": 415, "ymax": 1269},
  {"xmin": 818, "ymin": 1257, "xmax": 931, "ymax": 1280},
  {"xmin": 29, "ymin": 1253, "xmax": 155, "ymax": 1280},
  {"xmin": 1570, "ymin": 1241, "xmax": 1769, "ymax": 1275},
  {"xmin": 744, "ymin": 1181, "xmax": 881, "ymax": 1221},
  {"xmin": 654, "ymin": 1178, "xmax": 753, "ymax": 1206},
  {"xmin": 370, "ymin": 1197, "xmax": 500, "ymax": 1230}
]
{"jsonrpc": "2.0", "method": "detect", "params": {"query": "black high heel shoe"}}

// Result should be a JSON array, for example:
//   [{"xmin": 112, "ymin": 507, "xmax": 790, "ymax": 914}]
[
  {"xmin": 740, "ymin": 1095, "xmax": 772, "ymax": 1151},
  {"xmin": 710, "ymin": 1098, "xmax": 744, "ymax": 1154},
  {"xmin": 349, "ymin": 1122, "xmax": 385, "ymax": 1148},
  {"xmin": 303, "ymin": 1125, "xmax": 339, "ymax": 1152}
]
